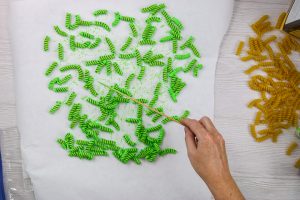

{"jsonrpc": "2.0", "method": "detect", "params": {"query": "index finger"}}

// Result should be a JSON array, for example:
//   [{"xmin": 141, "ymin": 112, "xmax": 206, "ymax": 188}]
[{"xmin": 181, "ymin": 118, "xmax": 208, "ymax": 140}]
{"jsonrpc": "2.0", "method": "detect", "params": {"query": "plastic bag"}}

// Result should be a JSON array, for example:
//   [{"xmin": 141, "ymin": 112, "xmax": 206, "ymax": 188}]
[{"xmin": 0, "ymin": 127, "xmax": 35, "ymax": 200}]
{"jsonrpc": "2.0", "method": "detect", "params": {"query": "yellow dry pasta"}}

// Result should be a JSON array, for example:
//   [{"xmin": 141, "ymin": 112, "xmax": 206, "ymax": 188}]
[
  {"xmin": 285, "ymin": 142, "xmax": 298, "ymax": 156},
  {"xmin": 295, "ymin": 159, "xmax": 300, "ymax": 169},
  {"xmin": 275, "ymin": 12, "xmax": 287, "ymax": 29},
  {"xmin": 237, "ymin": 13, "xmax": 300, "ymax": 168},
  {"xmin": 235, "ymin": 41, "xmax": 244, "ymax": 56}
]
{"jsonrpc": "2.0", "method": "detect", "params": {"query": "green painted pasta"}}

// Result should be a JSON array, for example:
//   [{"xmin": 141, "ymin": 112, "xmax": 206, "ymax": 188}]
[
  {"xmin": 93, "ymin": 9, "xmax": 108, "ymax": 16},
  {"xmin": 172, "ymin": 17, "xmax": 184, "ymax": 30},
  {"xmin": 69, "ymin": 35, "xmax": 76, "ymax": 51},
  {"xmin": 180, "ymin": 36, "xmax": 194, "ymax": 49},
  {"xmin": 58, "ymin": 43, "xmax": 64, "ymax": 61},
  {"xmin": 160, "ymin": 35, "xmax": 173, "ymax": 43},
  {"xmin": 43, "ymin": 36, "xmax": 50, "ymax": 52},
  {"xmin": 139, "ymin": 40, "xmax": 156, "ymax": 45},
  {"xmin": 137, "ymin": 65, "xmax": 145, "ymax": 80},
  {"xmin": 179, "ymin": 110, "xmax": 190, "ymax": 120},
  {"xmin": 75, "ymin": 41, "xmax": 91, "ymax": 49},
  {"xmin": 60, "ymin": 65, "xmax": 84, "ymax": 80},
  {"xmin": 44, "ymin": 4, "xmax": 205, "ymax": 164},
  {"xmin": 180, "ymin": 36, "xmax": 201, "ymax": 57},
  {"xmin": 123, "ymin": 134, "xmax": 136, "ymax": 147},
  {"xmin": 78, "ymin": 17, "xmax": 94, "ymax": 26},
  {"xmin": 129, "ymin": 22, "xmax": 138, "ymax": 37},
  {"xmin": 65, "ymin": 13, "xmax": 80, "ymax": 30},
  {"xmin": 112, "ymin": 12, "xmax": 121, "ymax": 27},
  {"xmin": 149, "ymin": 82, "xmax": 161, "ymax": 107},
  {"xmin": 146, "ymin": 16, "xmax": 161, "ymax": 23},
  {"xmin": 159, "ymin": 148, "xmax": 177, "ymax": 156},
  {"xmin": 190, "ymin": 44, "xmax": 201, "ymax": 58},
  {"xmin": 66, "ymin": 92, "xmax": 77, "ymax": 106},
  {"xmin": 135, "ymin": 49, "xmax": 142, "ymax": 66},
  {"xmin": 80, "ymin": 31, "xmax": 95, "ymax": 39},
  {"xmin": 119, "ymin": 52, "xmax": 136, "ymax": 59},
  {"xmin": 169, "ymin": 67, "xmax": 183, "ymax": 77},
  {"xmin": 54, "ymin": 87, "xmax": 69, "ymax": 93},
  {"xmin": 59, "ymin": 74, "xmax": 72, "ymax": 85},
  {"xmin": 113, "ymin": 62, "xmax": 123, "ymax": 75},
  {"xmin": 172, "ymin": 39, "xmax": 178, "ymax": 54},
  {"xmin": 175, "ymin": 53, "xmax": 191, "ymax": 60},
  {"xmin": 57, "ymin": 139, "xmax": 68, "ymax": 150},
  {"xmin": 120, "ymin": 15, "xmax": 135, "ymax": 23},
  {"xmin": 120, "ymin": 37, "xmax": 133, "ymax": 51},
  {"xmin": 94, "ymin": 21, "xmax": 111, "ymax": 32},
  {"xmin": 145, "ymin": 124, "xmax": 162, "ymax": 133},
  {"xmin": 50, "ymin": 101, "xmax": 63, "ymax": 114},
  {"xmin": 152, "ymin": 109, "xmax": 163, "ymax": 122},
  {"xmin": 89, "ymin": 38, "xmax": 101, "ymax": 49},
  {"xmin": 183, "ymin": 59, "xmax": 197, "ymax": 73},
  {"xmin": 125, "ymin": 118, "xmax": 141, "ymax": 123},
  {"xmin": 54, "ymin": 26, "xmax": 68, "ymax": 37},
  {"xmin": 105, "ymin": 37, "xmax": 116, "ymax": 54},
  {"xmin": 99, "ymin": 54, "xmax": 115, "ymax": 60},
  {"xmin": 141, "ymin": 4, "xmax": 159, "ymax": 13},
  {"xmin": 45, "ymin": 62, "xmax": 58, "ymax": 76},
  {"xmin": 125, "ymin": 73, "xmax": 135, "ymax": 89}
]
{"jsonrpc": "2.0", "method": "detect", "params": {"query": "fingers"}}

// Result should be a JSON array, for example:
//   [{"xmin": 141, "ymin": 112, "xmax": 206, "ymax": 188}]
[
  {"xmin": 181, "ymin": 118, "xmax": 208, "ymax": 140},
  {"xmin": 199, "ymin": 117, "xmax": 219, "ymax": 135},
  {"xmin": 184, "ymin": 127, "xmax": 197, "ymax": 153}
]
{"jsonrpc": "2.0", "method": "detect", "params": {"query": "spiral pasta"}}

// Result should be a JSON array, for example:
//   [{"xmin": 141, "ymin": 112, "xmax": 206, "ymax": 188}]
[
  {"xmin": 58, "ymin": 43, "xmax": 64, "ymax": 60},
  {"xmin": 149, "ymin": 82, "xmax": 161, "ymax": 107},
  {"xmin": 120, "ymin": 37, "xmax": 133, "ymax": 51},
  {"xmin": 235, "ymin": 41, "xmax": 244, "ymax": 56},
  {"xmin": 129, "ymin": 23, "xmax": 138, "ymax": 38},
  {"xmin": 94, "ymin": 21, "xmax": 111, "ymax": 32},
  {"xmin": 79, "ymin": 31, "xmax": 95, "ymax": 39},
  {"xmin": 286, "ymin": 142, "xmax": 298, "ymax": 156},
  {"xmin": 175, "ymin": 53, "xmax": 191, "ymax": 60},
  {"xmin": 66, "ymin": 92, "xmax": 77, "ymax": 106},
  {"xmin": 50, "ymin": 101, "xmax": 63, "ymax": 114},
  {"xmin": 112, "ymin": 62, "xmax": 123, "ymax": 75},
  {"xmin": 93, "ymin": 9, "xmax": 108, "ymax": 16},
  {"xmin": 146, "ymin": 16, "xmax": 161, "ymax": 23},
  {"xmin": 137, "ymin": 65, "xmax": 146, "ymax": 80},
  {"xmin": 54, "ymin": 26, "xmax": 68, "ymax": 37},
  {"xmin": 275, "ymin": 12, "xmax": 287, "ymax": 29},
  {"xmin": 65, "ymin": 13, "xmax": 80, "ymax": 30},
  {"xmin": 89, "ymin": 38, "xmax": 101, "ymax": 49},
  {"xmin": 60, "ymin": 64, "xmax": 84, "ymax": 81},
  {"xmin": 45, "ymin": 62, "xmax": 58, "ymax": 76},
  {"xmin": 120, "ymin": 15, "xmax": 135, "ymax": 23},
  {"xmin": 112, "ymin": 12, "xmax": 121, "ymax": 27},
  {"xmin": 43, "ymin": 36, "xmax": 50, "ymax": 52},
  {"xmin": 123, "ymin": 134, "xmax": 137, "ymax": 147},
  {"xmin": 125, "ymin": 73, "xmax": 135, "ymax": 89}
]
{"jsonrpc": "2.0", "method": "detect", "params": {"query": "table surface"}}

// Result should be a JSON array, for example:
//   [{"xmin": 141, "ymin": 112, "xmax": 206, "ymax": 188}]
[{"xmin": 0, "ymin": 0, "xmax": 299, "ymax": 200}]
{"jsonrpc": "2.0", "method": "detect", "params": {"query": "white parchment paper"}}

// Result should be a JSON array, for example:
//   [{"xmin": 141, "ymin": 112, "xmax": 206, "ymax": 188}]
[{"xmin": 9, "ymin": 0, "xmax": 233, "ymax": 199}]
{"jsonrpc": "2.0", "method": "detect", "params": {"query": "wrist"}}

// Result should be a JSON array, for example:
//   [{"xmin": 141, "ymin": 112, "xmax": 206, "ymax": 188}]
[{"xmin": 205, "ymin": 172, "xmax": 236, "ymax": 199}]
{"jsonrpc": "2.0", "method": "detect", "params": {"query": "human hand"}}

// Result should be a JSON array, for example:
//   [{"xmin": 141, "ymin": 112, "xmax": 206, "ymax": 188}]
[{"xmin": 181, "ymin": 117, "xmax": 244, "ymax": 200}]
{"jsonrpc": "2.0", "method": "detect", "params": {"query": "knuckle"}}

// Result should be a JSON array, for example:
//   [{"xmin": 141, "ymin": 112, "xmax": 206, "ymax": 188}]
[{"xmin": 200, "ymin": 116, "xmax": 209, "ymax": 122}]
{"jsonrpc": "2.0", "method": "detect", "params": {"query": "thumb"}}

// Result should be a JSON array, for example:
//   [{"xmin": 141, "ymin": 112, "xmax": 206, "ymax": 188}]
[{"xmin": 184, "ymin": 127, "xmax": 197, "ymax": 154}]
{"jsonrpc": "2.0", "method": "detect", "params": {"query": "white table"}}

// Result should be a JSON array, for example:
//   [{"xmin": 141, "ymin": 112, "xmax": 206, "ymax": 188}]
[{"xmin": 0, "ymin": 0, "xmax": 299, "ymax": 199}]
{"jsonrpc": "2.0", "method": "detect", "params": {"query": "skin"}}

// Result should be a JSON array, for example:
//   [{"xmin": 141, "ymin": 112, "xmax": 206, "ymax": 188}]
[{"xmin": 181, "ymin": 117, "xmax": 245, "ymax": 200}]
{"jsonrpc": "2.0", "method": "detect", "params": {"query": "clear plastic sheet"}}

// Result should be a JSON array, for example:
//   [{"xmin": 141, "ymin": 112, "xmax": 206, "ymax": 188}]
[{"xmin": 0, "ymin": 127, "xmax": 35, "ymax": 200}]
